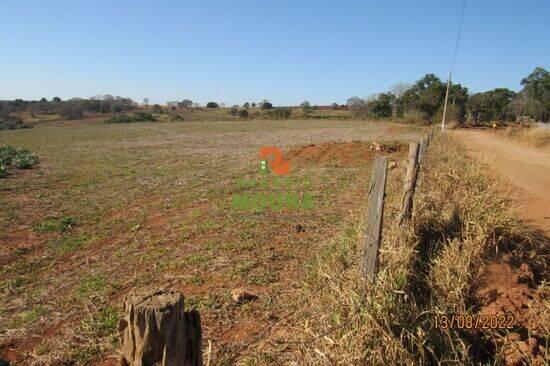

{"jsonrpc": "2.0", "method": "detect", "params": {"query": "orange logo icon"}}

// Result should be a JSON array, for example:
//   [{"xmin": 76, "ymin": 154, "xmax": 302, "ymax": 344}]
[{"xmin": 259, "ymin": 147, "xmax": 290, "ymax": 175}]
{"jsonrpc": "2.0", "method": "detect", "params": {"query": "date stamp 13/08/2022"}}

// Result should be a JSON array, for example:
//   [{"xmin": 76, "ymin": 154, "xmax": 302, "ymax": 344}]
[{"xmin": 436, "ymin": 314, "xmax": 516, "ymax": 330}]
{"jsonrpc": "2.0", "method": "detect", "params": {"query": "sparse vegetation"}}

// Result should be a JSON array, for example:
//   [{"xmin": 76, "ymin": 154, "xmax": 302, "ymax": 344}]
[
  {"xmin": 0, "ymin": 116, "xmax": 32, "ymax": 130},
  {"xmin": 267, "ymin": 108, "xmax": 291, "ymax": 119},
  {"xmin": 34, "ymin": 216, "xmax": 76, "ymax": 233},
  {"xmin": 105, "ymin": 112, "xmax": 156, "ymax": 124}
]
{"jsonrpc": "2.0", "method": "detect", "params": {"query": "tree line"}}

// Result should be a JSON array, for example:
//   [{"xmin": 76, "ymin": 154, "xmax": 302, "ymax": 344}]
[
  {"xmin": 0, "ymin": 95, "xmax": 136, "ymax": 120},
  {"xmin": 2, "ymin": 67, "xmax": 547, "ymax": 124},
  {"xmin": 346, "ymin": 66, "xmax": 549, "ymax": 124}
]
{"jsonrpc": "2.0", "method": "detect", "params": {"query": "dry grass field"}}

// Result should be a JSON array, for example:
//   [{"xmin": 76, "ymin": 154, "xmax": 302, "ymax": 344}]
[
  {"xmin": 501, "ymin": 125, "xmax": 550, "ymax": 148},
  {"xmin": 0, "ymin": 119, "xmax": 425, "ymax": 364}
]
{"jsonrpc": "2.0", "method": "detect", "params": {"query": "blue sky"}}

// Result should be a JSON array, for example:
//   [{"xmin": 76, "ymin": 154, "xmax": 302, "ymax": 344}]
[{"xmin": 1, "ymin": 0, "xmax": 548, "ymax": 105}]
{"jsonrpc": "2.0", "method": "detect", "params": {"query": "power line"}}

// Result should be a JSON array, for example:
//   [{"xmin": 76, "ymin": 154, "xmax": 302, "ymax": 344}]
[
  {"xmin": 450, "ymin": 0, "xmax": 467, "ymax": 75},
  {"xmin": 442, "ymin": 0, "xmax": 468, "ymax": 131}
]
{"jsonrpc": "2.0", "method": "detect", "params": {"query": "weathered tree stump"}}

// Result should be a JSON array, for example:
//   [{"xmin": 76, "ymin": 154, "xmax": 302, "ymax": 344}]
[{"xmin": 119, "ymin": 289, "xmax": 202, "ymax": 366}]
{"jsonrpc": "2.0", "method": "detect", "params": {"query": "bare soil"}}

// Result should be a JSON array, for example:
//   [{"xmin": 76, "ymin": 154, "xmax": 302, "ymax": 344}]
[{"xmin": 285, "ymin": 141, "xmax": 401, "ymax": 167}]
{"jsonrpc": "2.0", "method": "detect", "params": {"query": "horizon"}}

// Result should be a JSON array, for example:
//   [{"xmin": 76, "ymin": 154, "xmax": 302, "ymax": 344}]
[{"xmin": 1, "ymin": 0, "xmax": 549, "ymax": 105}]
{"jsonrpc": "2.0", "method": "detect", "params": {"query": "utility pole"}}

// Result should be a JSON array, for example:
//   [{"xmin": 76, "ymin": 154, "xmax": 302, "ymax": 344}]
[{"xmin": 441, "ymin": 72, "xmax": 452, "ymax": 131}]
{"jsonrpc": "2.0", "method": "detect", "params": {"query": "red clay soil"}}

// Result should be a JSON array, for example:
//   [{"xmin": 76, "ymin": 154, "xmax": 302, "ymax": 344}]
[
  {"xmin": 285, "ymin": 141, "xmax": 399, "ymax": 167},
  {"xmin": 474, "ymin": 255, "xmax": 547, "ymax": 365}
]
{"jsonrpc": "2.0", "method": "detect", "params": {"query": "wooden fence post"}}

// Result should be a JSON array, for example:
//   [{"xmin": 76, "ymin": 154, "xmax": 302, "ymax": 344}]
[
  {"xmin": 119, "ymin": 289, "xmax": 202, "ymax": 366},
  {"xmin": 418, "ymin": 136, "xmax": 428, "ymax": 163},
  {"xmin": 397, "ymin": 143, "xmax": 420, "ymax": 226},
  {"xmin": 361, "ymin": 155, "xmax": 388, "ymax": 281}
]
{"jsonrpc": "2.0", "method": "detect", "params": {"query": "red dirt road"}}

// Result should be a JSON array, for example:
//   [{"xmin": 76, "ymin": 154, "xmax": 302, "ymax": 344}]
[{"xmin": 454, "ymin": 129, "xmax": 550, "ymax": 234}]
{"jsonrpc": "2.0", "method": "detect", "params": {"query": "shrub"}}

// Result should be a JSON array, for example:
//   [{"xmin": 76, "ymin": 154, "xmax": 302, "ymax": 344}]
[
  {"xmin": 105, "ymin": 113, "xmax": 156, "ymax": 124},
  {"xmin": 268, "ymin": 108, "xmax": 291, "ymax": 119},
  {"xmin": 0, "ymin": 145, "xmax": 39, "ymax": 177},
  {"xmin": 13, "ymin": 150, "xmax": 39, "ymax": 169},
  {"xmin": 206, "ymin": 102, "xmax": 219, "ymax": 108},
  {"xmin": 151, "ymin": 104, "xmax": 163, "ymax": 113},
  {"xmin": 238, "ymin": 109, "xmax": 249, "ymax": 118},
  {"xmin": 58, "ymin": 104, "xmax": 83, "ymax": 119},
  {"xmin": 228, "ymin": 105, "xmax": 239, "ymax": 116},
  {"xmin": 0, "ymin": 117, "xmax": 31, "ymax": 130},
  {"xmin": 0, "ymin": 145, "xmax": 18, "ymax": 165},
  {"xmin": 260, "ymin": 100, "xmax": 273, "ymax": 110},
  {"xmin": 301, "ymin": 101, "xmax": 312, "ymax": 116}
]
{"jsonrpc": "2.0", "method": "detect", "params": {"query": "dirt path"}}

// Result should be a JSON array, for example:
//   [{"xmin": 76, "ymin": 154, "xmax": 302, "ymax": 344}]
[{"xmin": 454, "ymin": 129, "xmax": 550, "ymax": 234}]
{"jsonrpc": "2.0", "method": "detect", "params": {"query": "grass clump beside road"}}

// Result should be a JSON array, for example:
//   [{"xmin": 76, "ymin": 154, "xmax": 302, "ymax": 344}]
[
  {"xmin": 296, "ymin": 134, "xmax": 547, "ymax": 365},
  {"xmin": 105, "ymin": 112, "xmax": 156, "ymax": 124},
  {"xmin": 502, "ymin": 125, "xmax": 550, "ymax": 147}
]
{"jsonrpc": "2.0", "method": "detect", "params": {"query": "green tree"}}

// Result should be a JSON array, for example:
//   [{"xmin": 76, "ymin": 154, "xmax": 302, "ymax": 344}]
[
  {"xmin": 260, "ymin": 100, "xmax": 273, "ymax": 110},
  {"xmin": 518, "ymin": 66, "xmax": 550, "ymax": 121},
  {"xmin": 466, "ymin": 88, "xmax": 516, "ymax": 124},
  {"xmin": 367, "ymin": 93, "xmax": 394, "ymax": 118},
  {"xmin": 347, "ymin": 97, "xmax": 368, "ymax": 117},
  {"xmin": 206, "ymin": 102, "xmax": 219, "ymax": 108},
  {"xmin": 300, "ymin": 101, "xmax": 312, "ymax": 116},
  {"xmin": 400, "ymin": 74, "xmax": 445, "ymax": 121},
  {"xmin": 178, "ymin": 99, "xmax": 193, "ymax": 108}
]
